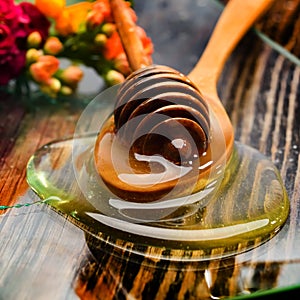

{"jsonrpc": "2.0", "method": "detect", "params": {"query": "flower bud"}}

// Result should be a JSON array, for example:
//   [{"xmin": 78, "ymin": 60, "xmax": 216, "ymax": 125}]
[
  {"xmin": 40, "ymin": 84, "xmax": 54, "ymax": 97},
  {"xmin": 87, "ymin": 10, "xmax": 104, "ymax": 27},
  {"xmin": 48, "ymin": 77, "xmax": 61, "ymax": 93},
  {"xmin": 27, "ymin": 31, "xmax": 42, "ymax": 48},
  {"xmin": 59, "ymin": 65, "xmax": 83, "ymax": 87},
  {"xmin": 94, "ymin": 33, "xmax": 107, "ymax": 46},
  {"xmin": 114, "ymin": 53, "xmax": 130, "ymax": 75},
  {"xmin": 105, "ymin": 70, "xmax": 125, "ymax": 85},
  {"xmin": 29, "ymin": 55, "xmax": 60, "ymax": 84},
  {"xmin": 26, "ymin": 49, "xmax": 43, "ymax": 64},
  {"xmin": 136, "ymin": 26, "xmax": 154, "ymax": 57},
  {"xmin": 40, "ymin": 80, "xmax": 60, "ymax": 98},
  {"xmin": 102, "ymin": 23, "xmax": 116, "ymax": 36},
  {"xmin": 44, "ymin": 37, "xmax": 63, "ymax": 55},
  {"xmin": 60, "ymin": 85, "xmax": 73, "ymax": 96},
  {"xmin": 40, "ymin": 77, "xmax": 61, "ymax": 98},
  {"xmin": 86, "ymin": 1, "xmax": 111, "ymax": 27}
]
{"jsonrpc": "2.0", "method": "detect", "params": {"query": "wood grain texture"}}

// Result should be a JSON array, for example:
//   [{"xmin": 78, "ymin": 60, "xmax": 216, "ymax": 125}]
[
  {"xmin": 1, "ymin": 0, "xmax": 300, "ymax": 299},
  {"xmin": 221, "ymin": 0, "xmax": 300, "ymax": 58}
]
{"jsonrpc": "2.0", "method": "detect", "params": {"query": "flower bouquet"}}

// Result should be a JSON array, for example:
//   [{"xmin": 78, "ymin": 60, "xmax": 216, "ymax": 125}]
[{"xmin": 0, "ymin": 0, "xmax": 153, "ymax": 98}]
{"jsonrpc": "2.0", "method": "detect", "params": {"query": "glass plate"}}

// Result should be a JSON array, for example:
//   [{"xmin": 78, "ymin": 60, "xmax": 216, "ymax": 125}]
[{"xmin": 26, "ymin": 85, "xmax": 289, "ymax": 263}]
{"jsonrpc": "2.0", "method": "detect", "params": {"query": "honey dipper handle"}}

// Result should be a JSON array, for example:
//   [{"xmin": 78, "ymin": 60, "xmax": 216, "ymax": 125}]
[
  {"xmin": 188, "ymin": 0, "xmax": 274, "ymax": 97},
  {"xmin": 110, "ymin": 0, "xmax": 152, "ymax": 71}
]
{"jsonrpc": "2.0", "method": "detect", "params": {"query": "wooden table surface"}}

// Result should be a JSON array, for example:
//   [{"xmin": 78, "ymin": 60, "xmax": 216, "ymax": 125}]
[{"xmin": 1, "ymin": 0, "xmax": 300, "ymax": 299}]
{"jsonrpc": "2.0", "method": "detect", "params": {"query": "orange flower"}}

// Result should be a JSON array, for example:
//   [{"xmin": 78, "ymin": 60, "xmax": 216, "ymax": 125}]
[
  {"xmin": 55, "ymin": 2, "xmax": 93, "ymax": 35},
  {"xmin": 126, "ymin": 2, "xmax": 137, "ymax": 23},
  {"xmin": 29, "ymin": 55, "xmax": 60, "ymax": 84},
  {"xmin": 35, "ymin": 0, "xmax": 66, "ymax": 19},
  {"xmin": 104, "ymin": 27, "xmax": 153, "ymax": 63},
  {"xmin": 54, "ymin": 10, "xmax": 74, "ymax": 36},
  {"xmin": 103, "ymin": 31, "xmax": 124, "ymax": 60},
  {"xmin": 136, "ymin": 26, "xmax": 154, "ymax": 57},
  {"xmin": 87, "ymin": 0, "xmax": 112, "ymax": 27}
]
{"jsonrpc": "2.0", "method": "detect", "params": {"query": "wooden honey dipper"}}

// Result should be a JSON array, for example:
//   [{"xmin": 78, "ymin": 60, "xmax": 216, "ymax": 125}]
[{"xmin": 94, "ymin": 0, "xmax": 274, "ymax": 202}]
